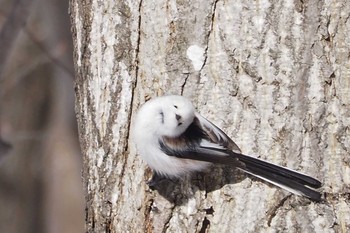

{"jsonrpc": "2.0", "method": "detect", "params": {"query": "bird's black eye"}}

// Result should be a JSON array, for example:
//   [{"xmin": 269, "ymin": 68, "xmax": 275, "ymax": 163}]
[
  {"xmin": 160, "ymin": 111, "xmax": 164, "ymax": 124},
  {"xmin": 174, "ymin": 105, "xmax": 178, "ymax": 109}
]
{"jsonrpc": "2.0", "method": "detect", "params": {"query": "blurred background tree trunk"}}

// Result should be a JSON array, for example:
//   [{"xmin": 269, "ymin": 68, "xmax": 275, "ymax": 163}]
[
  {"xmin": 71, "ymin": 0, "xmax": 350, "ymax": 232},
  {"xmin": 0, "ymin": 0, "xmax": 84, "ymax": 233}
]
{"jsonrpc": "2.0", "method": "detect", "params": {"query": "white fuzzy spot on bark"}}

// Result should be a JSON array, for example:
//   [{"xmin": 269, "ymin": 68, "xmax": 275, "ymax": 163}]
[{"xmin": 186, "ymin": 45, "xmax": 205, "ymax": 71}]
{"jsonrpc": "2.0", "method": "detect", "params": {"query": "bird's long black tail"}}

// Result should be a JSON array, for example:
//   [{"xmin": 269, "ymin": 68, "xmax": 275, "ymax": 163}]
[
  {"xmin": 162, "ymin": 141, "xmax": 322, "ymax": 201},
  {"xmin": 234, "ymin": 152, "xmax": 322, "ymax": 201}
]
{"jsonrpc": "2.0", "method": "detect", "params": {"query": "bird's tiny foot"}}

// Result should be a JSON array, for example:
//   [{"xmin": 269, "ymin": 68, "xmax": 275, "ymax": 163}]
[{"xmin": 147, "ymin": 173, "xmax": 166, "ymax": 189}]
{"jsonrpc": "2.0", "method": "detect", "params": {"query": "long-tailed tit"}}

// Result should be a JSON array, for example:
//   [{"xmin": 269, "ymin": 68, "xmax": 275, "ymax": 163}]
[{"xmin": 132, "ymin": 95, "xmax": 322, "ymax": 201}]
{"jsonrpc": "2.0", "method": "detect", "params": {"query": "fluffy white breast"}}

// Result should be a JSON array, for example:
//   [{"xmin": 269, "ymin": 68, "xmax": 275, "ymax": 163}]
[{"xmin": 132, "ymin": 95, "xmax": 210, "ymax": 177}]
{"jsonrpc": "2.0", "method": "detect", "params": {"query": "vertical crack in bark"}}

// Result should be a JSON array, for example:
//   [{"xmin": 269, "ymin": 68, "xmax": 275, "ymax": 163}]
[
  {"xmin": 134, "ymin": 0, "xmax": 143, "ymax": 89},
  {"xmin": 162, "ymin": 204, "xmax": 177, "ymax": 233},
  {"xmin": 266, "ymin": 195, "xmax": 291, "ymax": 226},
  {"xmin": 199, "ymin": 217, "xmax": 211, "ymax": 233},
  {"xmin": 124, "ymin": 0, "xmax": 143, "ymax": 153},
  {"xmin": 180, "ymin": 73, "xmax": 189, "ymax": 95},
  {"xmin": 199, "ymin": 0, "xmax": 218, "ymax": 75},
  {"xmin": 144, "ymin": 198, "xmax": 154, "ymax": 233},
  {"xmin": 102, "ymin": 197, "xmax": 114, "ymax": 233},
  {"xmin": 105, "ymin": 216, "xmax": 112, "ymax": 233},
  {"xmin": 198, "ymin": 206, "xmax": 214, "ymax": 232},
  {"xmin": 90, "ymin": 210, "xmax": 96, "ymax": 231}
]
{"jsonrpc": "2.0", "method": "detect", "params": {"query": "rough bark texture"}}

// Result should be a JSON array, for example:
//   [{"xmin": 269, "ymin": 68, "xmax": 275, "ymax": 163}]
[{"xmin": 70, "ymin": 0, "xmax": 350, "ymax": 232}]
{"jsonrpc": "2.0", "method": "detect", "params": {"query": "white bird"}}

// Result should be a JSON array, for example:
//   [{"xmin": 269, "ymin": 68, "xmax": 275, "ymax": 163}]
[{"xmin": 132, "ymin": 95, "xmax": 322, "ymax": 201}]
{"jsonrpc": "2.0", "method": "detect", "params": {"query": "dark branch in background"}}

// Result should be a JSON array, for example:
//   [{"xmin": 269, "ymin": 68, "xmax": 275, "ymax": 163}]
[
  {"xmin": 0, "ymin": 25, "xmax": 75, "ymax": 100},
  {"xmin": 0, "ymin": 0, "xmax": 36, "ymax": 154},
  {"xmin": 0, "ymin": 1, "xmax": 74, "ymax": 98},
  {"xmin": 25, "ymin": 28, "xmax": 75, "ymax": 78},
  {"xmin": 0, "ymin": 2, "xmax": 73, "ymax": 156},
  {"xmin": 0, "ymin": 0, "xmax": 36, "ymax": 79},
  {"xmin": 0, "ymin": 138, "xmax": 12, "ymax": 160}
]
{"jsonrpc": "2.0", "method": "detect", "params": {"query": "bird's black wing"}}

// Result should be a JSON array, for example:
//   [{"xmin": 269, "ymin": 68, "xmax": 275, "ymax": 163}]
[
  {"xmin": 158, "ymin": 138, "xmax": 244, "ymax": 167},
  {"xmin": 195, "ymin": 113, "xmax": 241, "ymax": 153},
  {"xmin": 159, "ymin": 114, "xmax": 322, "ymax": 201},
  {"xmin": 159, "ymin": 116, "xmax": 244, "ymax": 167}
]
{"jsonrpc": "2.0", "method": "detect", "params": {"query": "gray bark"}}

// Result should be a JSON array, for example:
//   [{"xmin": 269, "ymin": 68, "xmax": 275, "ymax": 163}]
[{"xmin": 70, "ymin": 0, "xmax": 350, "ymax": 232}]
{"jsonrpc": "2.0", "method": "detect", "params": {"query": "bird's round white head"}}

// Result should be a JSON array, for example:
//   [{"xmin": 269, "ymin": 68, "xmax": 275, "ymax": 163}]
[{"xmin": 134, "ymin": 95, "xmax": 195, "ymax": 138}]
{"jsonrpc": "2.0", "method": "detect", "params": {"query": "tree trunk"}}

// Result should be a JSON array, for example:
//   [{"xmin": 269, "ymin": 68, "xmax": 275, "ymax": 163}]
[{"xmin": 70, "ymin": 0, "xmax": 350, "ymax": 232}]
